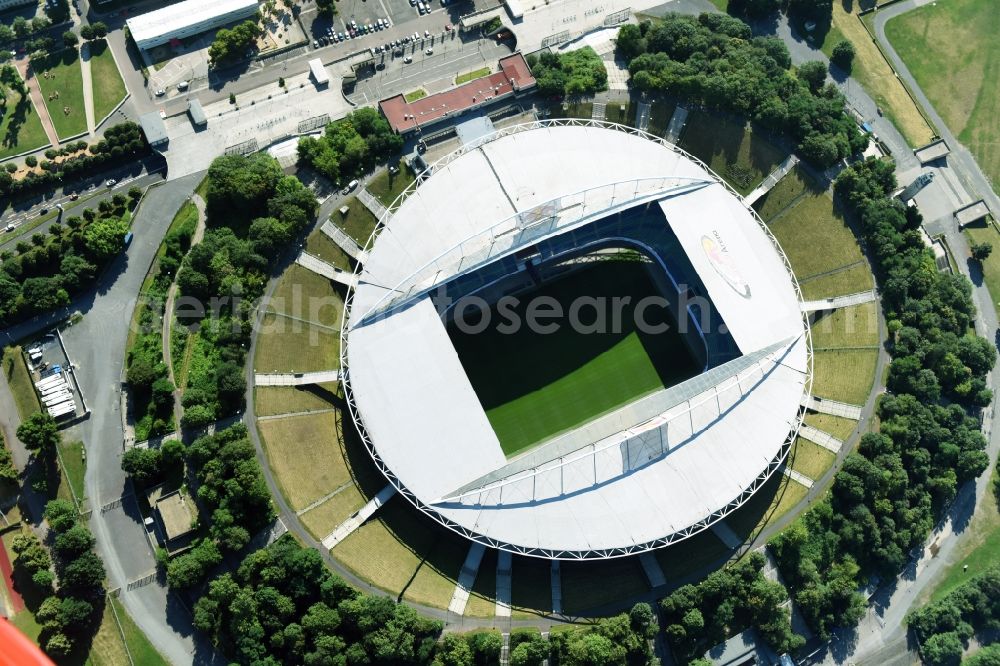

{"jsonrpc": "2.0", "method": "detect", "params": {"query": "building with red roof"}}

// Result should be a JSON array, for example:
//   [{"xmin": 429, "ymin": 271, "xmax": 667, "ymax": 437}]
[{"xmin": 379, "ymin": 53, "xmax": 536, "ymax": 135}]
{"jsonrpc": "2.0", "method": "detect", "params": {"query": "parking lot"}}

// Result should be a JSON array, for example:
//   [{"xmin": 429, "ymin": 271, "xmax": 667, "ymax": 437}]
[
  {"xmin": 22, "ymin": 330, "xmax": 87, "ymax": 423},
  {"xmin": 302, "ymin": 0, "xmax": 473, "ymax": 49}
]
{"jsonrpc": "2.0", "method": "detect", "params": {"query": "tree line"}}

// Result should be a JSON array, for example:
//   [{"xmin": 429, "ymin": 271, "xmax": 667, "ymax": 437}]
[
  {"xmin": 769, "ymin": 157, "xmax": 993, "ymax": 639},
  {"xmin": 10, "ymin": 412, "xmax": 107, "ymax": 660},
  {"xmin": 0, "ymin": 182, "xmax": 143, "ymax": 326},
  {"xmin": 618, "ymin": 14, "xmax": 866, "ymax": 168},
  {"xmin": 0, "ymin": 120, "xmax": 150, "ymax": 201},
  {"xmin": 907, "ymin": 566, "xmax": 1000, "ymax": 666}
]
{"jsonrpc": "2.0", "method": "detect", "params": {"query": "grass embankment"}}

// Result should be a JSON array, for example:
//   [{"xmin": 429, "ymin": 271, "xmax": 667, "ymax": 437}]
[
  {"xmin": 88, "ymin": 39, "xmax": 128, "ymax": 121},
  {"xmin": 548, "ymin": 102, "xmax": 593, "ymax": 120},
  {"xmin": 367, "ymin": 160, "xmax": 416, "ymax": 208},
  {"xmin": 678, "ymin": 112, "xmax": 786, "ymax": 195},
  {"xmin": 604, "ymin": 100, "xmax": 634, "ymax": 125},
  {"xmin": 0, "ymin": 94, "xmax": 48, "ymax": 161},
  {"xmin": 449, "ymin": 260, "xmax": 700, "ymax": 456},
  {"xmin": 107, "ymin": 596, "xmax": 171, "ymax": 666},
  {"xmin": 789, "ymin": 439, "xmax": 836, "ymax": 482},
  {"xmin": 963, "ymin": 221, "xmax": 1000, "ymax": 306},
  {"xmin": 645, "ymin": 101, "xmax": 676, "ymax": 137},
  {"xmin": 829, "ymin": 2, "xmax": 935, "ymax": 147},
  {"xmin": 33, "ymin": 48, "xmax": 88, "ymax": 139}
]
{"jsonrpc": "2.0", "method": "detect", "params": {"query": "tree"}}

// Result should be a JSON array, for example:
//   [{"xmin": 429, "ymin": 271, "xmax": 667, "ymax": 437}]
[
  {"xmin": 17, "ymin": 412, "xmax": 60, "ymax": 456},
  {"xmin": 62, "ymin": 31, "xmax": 78, "ymax": 48},
  {"xmin": 54, "ymin": 524, "xmax": 95, "ymax": 558},
  {"xmin": 83, "ymin": 215, "xmax": 128, "ymax": 260},
  {"xmin": 61, "ymin": 551, "xmax": 106, "ymax": 590},
  {"xmin": 90, "ymin": 22, "xmax": 108, "ymax": 38},
  {"xmin": 121, "ymin": 447, "xmax": 163, "ymax": 485},
  {"xmin": 921, "ymin": 631, "xmax": 963, "ymax": 666},
  {"xmin": 972, "ymin": 242, "xmax": 993, "ymax": 262},
  {"xmin": 80, "ymin": 24, "xmax": 94, "ymax": 40},
  {"xmin": 316, "ymin": 0, "xmax": 335, "ymax": 16},
  {"xmin": 435, "ymin": 634, "xmax": 473, "ymax": 666},
  {"xmin": 831, "ymin": 39, "xmax": 855, "ymax": 72},
  {"xmin": 44, "ymin": 499, "xmax": 77, "ymax": 532},
  {"xmin": 45, "ymin": 633, "xmax": 74, "ymax": 659},
  {"xmin": 798, "ymin": 60, "xmax": 828, "ymax": 93}
]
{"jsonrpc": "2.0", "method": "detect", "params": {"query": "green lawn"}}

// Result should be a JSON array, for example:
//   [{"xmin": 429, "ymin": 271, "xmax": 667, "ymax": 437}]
[
  {"xmin": 752, "ymin": 166, "xmax": 822, "ymax": 222},
  {"xmin": 109, "ymin": 596, "xmax": 171, "ymax": 666},
  {"xmin": 89, "ymin": 39, "xmax": 128, "ymax": 122},
  {"xmin": 367, "ymin": 160, "xmax": 415, "ymax": 208},
  {"xmin": 32, "ymin": 48, "xmax": 88, "ymax": 139},
  {"xmin": 604, "ymin": 100, "xmax": 634, "ymax": 126},
  {"xmin": 304, "ymin": 226, "xmax": 353, "ymax": 272},
  {"xmin": 2, "ymin": 346, "xmax": 41, "ymax": 418},
  {"xmin": 799, "ymin": 264, "xmax": 875, "ymax": 301},
  {"xmin": 789, "ymin": 438, "xmax": 836, "ymax": 482},
  {"xmin": 678, "ymin": 112, "xmax": 786, "ymax": 195},
  {"xmin": 964, "ymin": 222, "xmax": 1000, "ymax": 308},
  {"xmin": 58, "ymin": 439, "xmax": 87, "ymax": 508},
  {"xmin": 403, "ymin": 89, "xmax": 427, "ymax": 103},
  {"xmin": 812, "ymin": 349, "xmax": 878, "ymax": 405},
  {"xmin": 455, "ymin": 67, "xmax": 490, "ymax": 85},
  {"xmin": 333, "ymin": 196, "xmax": 379, "ymax": 246},
  {"xmin": 810, "ymin": 302, "xmax": 879, "ymax": 348},
  {"xmin": 548, "ymin": 102, "xmax": 593, "ymax": 120},
  {"xmin": 885, "ymin": 0, "xmax": 998, "ymax": 181},
  {"xmin": 0, "ymin": 94, "xmax": 49, "ymax": 160},
  {"xmin": 449, "ymin": 260, "xmax": 699, "ymax": 456},
  {"xmin": 803, "ymin": 412, "xmax": 859, "ymax": 441}
]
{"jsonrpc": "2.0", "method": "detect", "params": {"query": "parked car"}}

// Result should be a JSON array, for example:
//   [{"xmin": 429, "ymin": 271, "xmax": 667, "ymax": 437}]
[
  {"xmin": 425, "ymin": 48, "xmax": 433, "ymax": 55},
  {"xmin": 4, "ymin": 224, "xmax": 14, "ymax": 233},
  {"xmin": 403, "ymin": 55, "xmax": 412, "ymax": 64},
  {"xmin": 154, "ymin": 88, "xmax": 165, "ymax": 96},
  {"xmin": 176, "ymin": 80, "xmax": 189, "ymax": 90},
  {"xmin": 69, "ymin": 193, "xmax": 79, "ymax": 201},
  {"xmin": 105, "ymin": 179, "xmax": 117, "ymax": 187}
]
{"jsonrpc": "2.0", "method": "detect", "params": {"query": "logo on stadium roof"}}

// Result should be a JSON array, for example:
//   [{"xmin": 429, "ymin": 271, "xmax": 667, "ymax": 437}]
[{"xmin": 702, "ymin": 233, "xmax": 751, "ymax": 299}]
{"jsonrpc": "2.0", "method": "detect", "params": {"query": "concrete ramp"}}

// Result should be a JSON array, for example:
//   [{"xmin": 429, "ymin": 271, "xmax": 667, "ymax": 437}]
[
  {"xmin": 783, "ymin": 467, "xmax": 814, "ymax": 489},
  {"xmin": 800, "ymin": 289, "xmax": 876, "ymax": 312},
  {"xmin": 710, "ymin": 520, "xmax": 743, "ymax": 550},
  {"xmin": 665, "ymin": 106, "xmax": 689, "ymax": 143},
  {"xmin": 496, "ymin": 550, "xmax": 512, "ymax": 618},
  {"xmin": 296, "ymin": 251, "xmax": 359, "ymax": 288},
  {"xmin": 639, "ymin": 552, "xmax": 667, "ymax": 588},
  {"xmin": 799, "ymin": 425, "xmax": 845, "ymax": 453},
  {"xmin": 447, "ymin": 543, "xmax": 487, "ymax": 615},
  {"xmin": 635, "ymin": 101, "xmax": 651, "ymax": 132},
  {"xmin": 254, "ymin": 369, "xmax": 341, "ymax": 386},
  {"xmin": 801, "ymin": 395, "xmax": 863, "ymax": 420},
  {"xmin": 550, "ymin": 560, "xmax": 562, "ymax": 614},
  {"xmin": 357, "ymin": 187, "xmax": 389, "ymax": 221},
  {"xmin": 745, "ymin": 154, "xmax": 800, "ymax": 205},
  {"xmin": 321, "ymin": 220, "xmax": 369, "ymax": 263},
  {"xmin": 322, "ymin": 484, "xmax": 397, "ymax": 550}
]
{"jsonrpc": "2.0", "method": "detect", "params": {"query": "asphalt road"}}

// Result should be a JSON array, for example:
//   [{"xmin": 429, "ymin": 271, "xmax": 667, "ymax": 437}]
[
  {"xmin": 0, "ymin": 158, "xmax": 166, "ymax": 249},
  {"xmin": 55, "ymin": 174, "xmax": 221, "ymax": 665}
]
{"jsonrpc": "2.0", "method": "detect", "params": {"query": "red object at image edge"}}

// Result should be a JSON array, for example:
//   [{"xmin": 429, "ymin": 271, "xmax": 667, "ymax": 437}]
[{"xmin": 0, "ymin": 617, "xmax": 55, "ymax": 666}]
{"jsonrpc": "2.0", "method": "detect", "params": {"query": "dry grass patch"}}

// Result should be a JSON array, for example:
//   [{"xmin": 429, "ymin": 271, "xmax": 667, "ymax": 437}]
[
  {"xmin": 810, "ymin": 302, "xmax": 879, "ymax": 348},
  {"xmin": 753, "ymin": 166, "xmax": 820, "ymax": 222},
  {"xmin": 305, "ymin": 228, "xmax": 354, "ymax": 273},
  {"xmin": 560, "ymin": 557, "xmax": 648, "ymax": 615},
  {"xmin": 255, "ymin": 382, "xmax": 339, "ymax": 416},
  {"xmin": 799, "ymin": 264, "xmax": 875, "ymax": 300},
  {"xmin": 830, "ymin": 3, "xmax": 934, "ymax": 147},
  {"xmin": 258, "ymin": 411, "xmax": 350, "ymax": 510},
  {"xmin": 267, "ymin": 263, "xmax": 344, "ymax": 328},
  {"xmin": 254, "ymin": 312, "xmax": 339, "ymax": 374},
  {"xmin": 299, "ymin": 485, "xmax": 367, "ymax": 541},
  {"xmin": 769, "ymin": 193, "xmax": 866, "ymax": 279},
  {"xmin": 789, "ymin": 438, "xmax": 837, "ymax": 482},
  {"xmin": 812, "ymin": 349, "xmax": 878, "ymax": 404},
  {"xmin": 464, "ymin": 548, "xmax": 498, "ymax": 619}
]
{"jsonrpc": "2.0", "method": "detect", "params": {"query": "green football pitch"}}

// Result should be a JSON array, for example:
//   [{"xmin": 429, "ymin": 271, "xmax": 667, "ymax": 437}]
[{"xmin": 448, "ymin": 259, "xmax": 700, "ymax": 456}]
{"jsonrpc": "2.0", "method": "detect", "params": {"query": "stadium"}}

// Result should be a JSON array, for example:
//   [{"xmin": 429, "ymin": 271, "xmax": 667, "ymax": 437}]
[{"xmin": 340, "ymin": 120, "xmax": 813, "ymax": 560}]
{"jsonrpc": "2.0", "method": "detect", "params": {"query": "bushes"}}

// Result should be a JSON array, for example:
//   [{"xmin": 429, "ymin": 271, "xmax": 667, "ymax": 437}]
[
  {"xmin": 908, "ymin": 566, "xmax": 1000, "ymax": 666},
  {"xmin": 659, "ymin": 551, "xmax": 802, "ymax": 660},
  {"xmin": 622, "ymin": 14, "xmax": 865, "ymax": 168},
  {"xmin": 208, "ymin": 19, "xmax": 260, "ymax": 66},
  {"xmin": 528, "ymin": 47, "xmax": 608, "ymax": 97},
  {"xmin": 296, "ymin": 108, "xmax": 403, "ymax": 186}
]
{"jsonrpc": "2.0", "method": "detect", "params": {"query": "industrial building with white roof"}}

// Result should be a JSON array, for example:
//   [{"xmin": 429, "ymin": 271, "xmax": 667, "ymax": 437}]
[
  {"xmin": 342, "ymin": 121, "xmax": 813, "ymax": 559},
  {"xmin": 126, "ymin": 0, "xmax": 259, "ymax": 50}
]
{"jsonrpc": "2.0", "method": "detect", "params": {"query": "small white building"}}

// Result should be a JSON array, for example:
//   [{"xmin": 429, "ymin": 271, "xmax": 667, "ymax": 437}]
[
  {"xmin": 309, "ymin": 58, "xmax": 330, "ymax": 87},
  {"xmin": 126, "ymin": 0, "xmax": 260, "ymax": 50}
]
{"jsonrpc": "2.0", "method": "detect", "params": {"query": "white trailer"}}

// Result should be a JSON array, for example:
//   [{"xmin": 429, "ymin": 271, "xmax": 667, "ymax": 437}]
[
  {"xmin": 35, "ymin": 373, "xmax": 64, "ymax": 390},
  {"xmin": 43, "ymin": 391, "xmax": 72, "ymax": 406},
  {"xmin": 49, "ymin": 402, "xmax": 76, "ymax": 418},
  {"xmin": 39, "ymin": 380, "xmax": 68, "ymax": 396}
]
